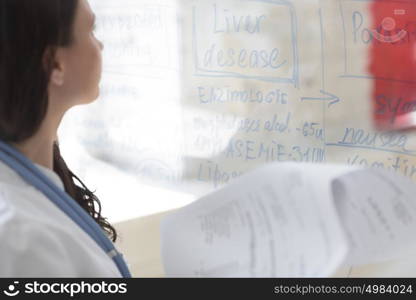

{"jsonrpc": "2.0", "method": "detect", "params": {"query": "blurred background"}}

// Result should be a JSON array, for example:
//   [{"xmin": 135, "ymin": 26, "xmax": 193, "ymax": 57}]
[{"xmin": 59, "ymin": 0, "xmax": 416, "ymax": 223}]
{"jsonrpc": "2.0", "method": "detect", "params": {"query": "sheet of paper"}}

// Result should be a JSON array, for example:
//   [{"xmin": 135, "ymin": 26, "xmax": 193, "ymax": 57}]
[
  {"xmin": 160, "ymin": 162, "xmax": 356, "ymax": 277},
  {"xmin": 332, "ymin": 168, "xmax": 416, "ymax": 266}
]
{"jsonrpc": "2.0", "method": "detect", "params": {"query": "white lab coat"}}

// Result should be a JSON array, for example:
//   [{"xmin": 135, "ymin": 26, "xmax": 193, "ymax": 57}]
[{"xmin": 0, "ymin": 160, "xmax": 123, "ymax": 277}]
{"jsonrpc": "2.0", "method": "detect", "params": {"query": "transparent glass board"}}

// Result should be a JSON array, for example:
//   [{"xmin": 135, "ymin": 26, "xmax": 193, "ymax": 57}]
[{"xmin": 59, "ymin": 0, "xmax": 416, "ymax": 222}]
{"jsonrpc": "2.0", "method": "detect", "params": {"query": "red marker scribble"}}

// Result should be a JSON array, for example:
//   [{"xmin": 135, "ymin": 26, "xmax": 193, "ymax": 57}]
[{"xmin": 369, "ymin": 0, "xmax": 416, "ymax": 130}]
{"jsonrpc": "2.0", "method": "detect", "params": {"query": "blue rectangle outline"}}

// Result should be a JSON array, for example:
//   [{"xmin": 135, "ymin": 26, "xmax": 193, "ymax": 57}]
[
  {"xmin": 192, "ymin": 0, "xmax": 299, "ymax": 87},
  {"xmin": 339, "ymin": 0, "xmax": 416, "ymax": 84}
]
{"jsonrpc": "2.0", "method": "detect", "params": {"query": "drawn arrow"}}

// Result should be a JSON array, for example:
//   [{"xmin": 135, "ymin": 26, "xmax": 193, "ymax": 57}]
[{"xmin": 300, "ymin": 90, "xmax": 341, "ymax": 107}]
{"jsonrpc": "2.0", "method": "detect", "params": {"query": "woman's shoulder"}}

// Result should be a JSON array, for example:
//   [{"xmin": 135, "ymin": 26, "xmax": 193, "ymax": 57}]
[
  {"xmin": 0, "ymin": 160, "xmax": 65, "ymax": 224},
  {"xmin": 0, "ymin": 179, "xmax": 63, "ymax": 234},
  {"xmin": 0, "ymin": 159, "xmax": 27, "ymax": 187},
  {"xmin": 0, "ymin": 203, "xmax": 103, "ymax": 277},
  {"xmin": 0, "ymin": 177, "xmax": 55, "ymax": 222},
  {"xmin": 0, "ymin": 181, "xmax": 121, "ymax": 277},
  {"xmin": 0, "ymin": 162, "xmax": 122, "ymax": 277}
]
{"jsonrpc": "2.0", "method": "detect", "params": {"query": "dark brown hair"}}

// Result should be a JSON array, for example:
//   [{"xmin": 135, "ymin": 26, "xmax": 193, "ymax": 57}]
[{"xmin": 0, "ymin": 0, "xmax": 117, "ymax": 242}]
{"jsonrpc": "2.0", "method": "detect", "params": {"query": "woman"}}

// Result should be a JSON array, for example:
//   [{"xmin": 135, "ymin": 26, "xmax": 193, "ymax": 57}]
[{"xmin": 0, "ymin": 0, "xmax": 130, "ymax": 277}]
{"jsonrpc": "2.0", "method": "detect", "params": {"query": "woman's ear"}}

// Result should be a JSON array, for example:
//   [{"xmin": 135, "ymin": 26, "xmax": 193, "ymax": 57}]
[
  {"xmin": 50, "ymin": 68, "xmax": 64, "ymax": 86},
  {"xmin": 43, "ymin": 47, "xmax": 65, "ymax": 86}
]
